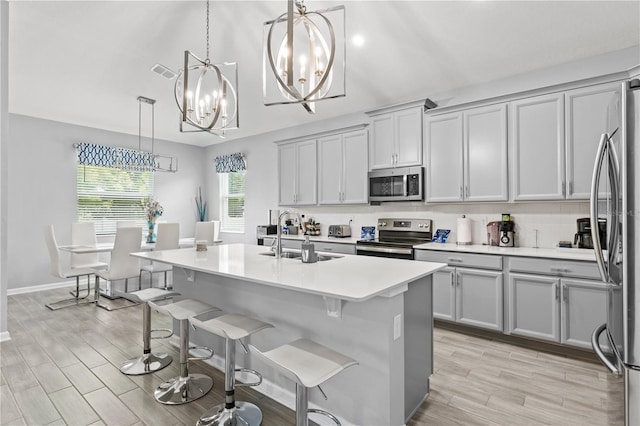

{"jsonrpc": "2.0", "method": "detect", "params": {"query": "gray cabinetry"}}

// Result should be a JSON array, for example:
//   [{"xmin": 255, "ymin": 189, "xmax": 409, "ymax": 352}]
[
  {"xmin": 262, "ymin": 238, "xmax": 356, "ymax": 255},
  {"xmin": 415, "ymin": 250, "xmax": 503, "ymax": 331},
  {"xmin": 507, "ymin": 256, "xmax": 606, "ymax": 348},
  {"xmin": 369, "ymin": 106, "xmax": 423, "ymax": 169},
  {"xmin": 425, "ymin": 104, "xmax": 508, "ymax": 202},
  {"xmin": 318, "ymin": 129, "xmax": 368, "ymax": 205},
  {"xmin": 277, "ymin": 139, "xmax": 317, "ymax": 206}
]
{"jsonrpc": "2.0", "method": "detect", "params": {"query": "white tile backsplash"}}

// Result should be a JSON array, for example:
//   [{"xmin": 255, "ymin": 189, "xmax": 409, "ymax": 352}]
[{"xmin": 293, "ymin": 201, "xmax": 589, "ymax": 249}]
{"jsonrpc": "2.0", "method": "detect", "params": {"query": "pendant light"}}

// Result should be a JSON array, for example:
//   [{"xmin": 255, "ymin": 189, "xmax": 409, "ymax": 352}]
[
  {"xmin": 263, "ymin": 0, "xmax": 345, "ymax": 113},
  {"xmin": 174, "ymin": 0, "xmax": 238, "ymax": 137}
]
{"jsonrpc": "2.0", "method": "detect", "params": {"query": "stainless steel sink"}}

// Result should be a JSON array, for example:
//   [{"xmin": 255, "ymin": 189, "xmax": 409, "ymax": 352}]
[{"xmin": 259, "ymin": 251, "xmax": 342, "ymax": 261}]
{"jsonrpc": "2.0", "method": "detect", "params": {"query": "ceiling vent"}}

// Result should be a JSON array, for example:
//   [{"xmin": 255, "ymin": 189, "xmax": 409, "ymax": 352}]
[{"xmin": 151, "ymin": 63, "xmax": 177, "ymax": 80}]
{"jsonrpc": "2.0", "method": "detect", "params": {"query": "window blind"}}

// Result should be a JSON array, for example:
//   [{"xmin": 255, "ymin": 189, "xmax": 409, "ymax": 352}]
[
  {"xmin": 219, "ymin": 171, "xmax": 245, "ymax": 233},
  {"xmin": 77, "ymin": 164, "xmax": 154, "ymax": 235}
]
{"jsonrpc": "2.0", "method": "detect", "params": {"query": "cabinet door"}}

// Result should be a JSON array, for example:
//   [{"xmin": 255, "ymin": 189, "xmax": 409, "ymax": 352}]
[
  {"xmin": 295, "ymin": 140, "xmax": 317, "ymax": 205},
  {"xmin": 510, "ymin": 93, "xmax": 565, "ymax": 200},
  {"xmin": 464, "ymin": 104, "xmax": 508, "ymax": 201},
  {"xmin": 565, "ymin": 83, "xmax": 621, "ymax": 199},
  {"xmin": 278, "ymin": 144, "xmax": 297, "ymax": 205},
  {"xmin": 432, "ymin": 267, "xmax": 456, "ymax": 321},
  {"xmin": 370, "ymin": 114, "xmax": 395, "ymax": 169},
  {"xmin": 456, "ymin": 268, "xmax": 503, "ymax": 331},
  {"xmin": 425, "ymin": 112, "xmax": 464, "ymax": 202},
  {"xmin": 318, "ymin": 134, "xmax": 343, "ymax": 205},
  {"xmin": 508, "ymin": 273, "xmax": 560, "ymax": 342},
  {"xmin": 341, "ymin": 130, "xmax": 369, "ymax": 204},
  {"xmin": 395, "ymin": 107, "xmax": 423, "ymax": 167},
  {"xmin": 561, "ymin": 279, "xmax": 607, "ymax": 349}
]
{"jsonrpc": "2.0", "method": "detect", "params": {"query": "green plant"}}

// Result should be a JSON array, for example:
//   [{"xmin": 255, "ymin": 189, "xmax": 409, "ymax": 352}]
[{"xmin": 195, "ymin": 187, "xmax": 207, "ymax": 221}]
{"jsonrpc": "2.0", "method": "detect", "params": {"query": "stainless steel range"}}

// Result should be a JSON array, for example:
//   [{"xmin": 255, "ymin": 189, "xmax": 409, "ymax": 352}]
[{"xmin": 356, "ymin": 218, "xmax": 432, "ymax": 259}]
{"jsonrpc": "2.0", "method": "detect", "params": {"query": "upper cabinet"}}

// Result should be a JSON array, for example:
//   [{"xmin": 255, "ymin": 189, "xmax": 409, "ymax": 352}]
[
  {"xmin": 565, "ymin": 83, "xmax": 621, "ymax": 199},
  {"xmin": 425, "ymin": 104, "xmax": 508, "ymax": 202},
  {"xmin": 510, "ymin": 82, "xmax": 621, "ymax": 201},
  {"xmin": 369, "ymin": 106, "xmax": 423, "ymax": 169},
  {"xmin": 318, "ymin": 129, "xmax": 369, "ymax": 205},
  {"xmin": 277, "ymin": 139, "xmax": 317, "ymax": 206}
]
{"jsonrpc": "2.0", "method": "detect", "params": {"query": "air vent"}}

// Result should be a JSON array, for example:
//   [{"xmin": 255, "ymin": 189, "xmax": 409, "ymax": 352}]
[{"xmin": 151, "ymin": 63, "xmax": 177, "ymax": 80}]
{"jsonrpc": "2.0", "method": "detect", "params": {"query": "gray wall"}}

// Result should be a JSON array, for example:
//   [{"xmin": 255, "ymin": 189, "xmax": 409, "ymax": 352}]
[
  {"xmin": 6, "ymin": 114, "xmax": 207, "ymax": 290},
  {"xmin": 1, "ymin": 0, "xmax": 9, "ymax": 339}
]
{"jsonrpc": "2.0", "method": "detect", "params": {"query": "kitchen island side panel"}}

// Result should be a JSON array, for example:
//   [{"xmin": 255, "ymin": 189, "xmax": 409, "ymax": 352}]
[{"xmin": 173, "ymin": 267, "xmax": 432, "ymax": 426}]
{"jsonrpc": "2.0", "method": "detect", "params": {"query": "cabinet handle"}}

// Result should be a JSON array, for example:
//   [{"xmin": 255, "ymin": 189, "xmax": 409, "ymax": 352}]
[
  {"xmin": 550, "ymin": 267, "xmax": 570, "ymax": 273},
  {"xmin": 459, "ymin": 186, "xmax": 463, "ymax": 198},
  {"xmin": 562, "ymin": 283, "xmax": 568, "ymax": 302},
  {"xmin": 447, "ymin": 257, "xmax": 463, "ymax": 263},
  {"xmin": 465, "ymin": 186, "xmax": 469, "ymax": 198},
  {"xmin": 568, "ymin": 181, "xmax": 574, "ymax": 196},
  {"xmin": 555, "ymin": 283, "xmax": 560, "ymax": 300},
  {"xmin": 450, "ymin": 272, "xmax": 455, "ymax": 287},
  {"xmin": 322, "ymin": 247, "xmax": 334, "ymax": 251},
  {"xmin": 562, "ymin": 180, "xmax": 566, "ymax": 196},
  {"xmin": 456, "ymin": 272, "xmax": 461, "ymax": 286}
]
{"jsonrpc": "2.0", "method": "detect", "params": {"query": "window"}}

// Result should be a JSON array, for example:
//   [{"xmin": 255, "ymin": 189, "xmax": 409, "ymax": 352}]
[
  {"xmin": 77, "ymin": 164, "xmax": 154, "ymax": 235},
  {"xmin": 219, "ymin": 171, "xmax": 245, "ymax": 233}
]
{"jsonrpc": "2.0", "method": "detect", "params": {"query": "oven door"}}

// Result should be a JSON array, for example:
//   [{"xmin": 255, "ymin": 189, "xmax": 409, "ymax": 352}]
[{"xmin": 356, "ymin": 244, "xmax": 414, "ymax": 260}]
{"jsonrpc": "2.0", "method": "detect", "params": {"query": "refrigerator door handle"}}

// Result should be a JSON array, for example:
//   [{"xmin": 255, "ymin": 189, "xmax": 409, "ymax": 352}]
[
  {"xmin": 606, "ymin": 133, "xmax": 621, "ymax": 268},
  {"xmin": 590, "ymin": 133, "xmax": 609, "ymax": 282},
  {"xmin": 591, "ymin": 323, "xmax": 622, "ymax": 375}
]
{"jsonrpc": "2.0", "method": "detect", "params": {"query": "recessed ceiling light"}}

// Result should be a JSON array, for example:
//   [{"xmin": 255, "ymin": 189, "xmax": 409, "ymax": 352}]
[{"xmin": 352, "ymin": 34, "xmax": 365, "ymax": 47}]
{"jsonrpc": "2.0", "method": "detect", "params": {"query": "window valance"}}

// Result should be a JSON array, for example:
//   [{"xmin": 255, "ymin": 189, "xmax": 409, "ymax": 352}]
[
  {"xmin": 214, "ymin": 152, "xmax": 246, "ymax": 173},
  {"xmin": 76, "ymin": 142, "xmax": 155, "ymax": 170}
]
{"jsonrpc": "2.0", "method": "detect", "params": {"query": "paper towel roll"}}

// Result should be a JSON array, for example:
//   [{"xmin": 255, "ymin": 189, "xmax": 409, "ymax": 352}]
[{"xmin": 457, "ymin": 217, "xmax": 472, "ymax": 245}]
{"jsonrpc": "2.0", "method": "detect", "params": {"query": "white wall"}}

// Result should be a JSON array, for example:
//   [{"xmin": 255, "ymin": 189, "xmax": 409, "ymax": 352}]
[
  {"xmin": 6, "ymin": 114, "xmax": 207, "ymax": 290},
  {"xmin": 1, "ymin": 0, "xmax": 10, "ymax": 340}
]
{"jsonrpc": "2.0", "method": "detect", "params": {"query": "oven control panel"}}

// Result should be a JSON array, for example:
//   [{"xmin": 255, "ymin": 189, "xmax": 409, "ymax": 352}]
[{"xmin": 377, "ymin": 218, "xmax": 432, "ymax": 232}]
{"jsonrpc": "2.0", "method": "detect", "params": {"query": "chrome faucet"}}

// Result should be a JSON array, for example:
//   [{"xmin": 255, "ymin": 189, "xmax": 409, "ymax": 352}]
[{"xmin": 275, "ymin": 210, "xmax": 302, "ymax": 259}]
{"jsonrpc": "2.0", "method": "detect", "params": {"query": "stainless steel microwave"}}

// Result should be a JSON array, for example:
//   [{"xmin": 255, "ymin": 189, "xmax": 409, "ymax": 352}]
[{"xmin": 368, "ymin": 166, "xmax": 424, "ymax": 202}]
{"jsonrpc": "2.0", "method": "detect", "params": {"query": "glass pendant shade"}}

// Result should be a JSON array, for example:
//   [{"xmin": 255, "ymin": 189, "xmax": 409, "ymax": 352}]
[
  {"xmin": 174, "ymin": 51, "xmax": 239, "ymax": 137},
  {"xmin": 263, "ymin": 0, "xmax": 345, "ymax": 113}
]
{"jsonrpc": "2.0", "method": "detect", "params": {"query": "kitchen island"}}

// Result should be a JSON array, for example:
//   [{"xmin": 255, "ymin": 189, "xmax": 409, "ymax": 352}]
[{"xmin": 131, "ymin": 243, "xmax": 446, "ymax": 426}]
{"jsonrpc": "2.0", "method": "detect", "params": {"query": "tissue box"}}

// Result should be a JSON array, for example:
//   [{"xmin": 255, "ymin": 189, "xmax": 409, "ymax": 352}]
[{"xmin": 361, "ymin": 226, "xmax": 375, "ymax": 240}]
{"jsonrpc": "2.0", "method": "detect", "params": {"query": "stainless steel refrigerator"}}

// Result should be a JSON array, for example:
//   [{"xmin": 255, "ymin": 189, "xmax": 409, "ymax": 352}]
[{"xmin": 591, "ymin": 78, "xmax": 640, "ymax": 426}]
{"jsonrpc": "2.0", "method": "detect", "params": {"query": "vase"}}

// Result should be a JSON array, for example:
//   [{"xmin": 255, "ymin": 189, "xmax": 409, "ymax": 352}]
[{"xmin": 146, "ymin": 219, "xmax": 157, "ymax": 243}]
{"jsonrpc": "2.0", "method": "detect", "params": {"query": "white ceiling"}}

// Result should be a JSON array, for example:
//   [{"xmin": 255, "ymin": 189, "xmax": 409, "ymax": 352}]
[{"xmin": 7, "ymin": 1, "xmax": 640, "ymax": 146}]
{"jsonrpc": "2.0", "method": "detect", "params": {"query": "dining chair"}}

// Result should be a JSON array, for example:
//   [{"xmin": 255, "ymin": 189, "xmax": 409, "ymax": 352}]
[
  {"xmin": 70, "ymin": 222, "xmax": 108, "ymax": 283},
  {"xmin": 94, "ymin": 226, "xmax": 142, "ymax": 310},
  {"xmin": 44, "ymin": 225, "xmax": 98, "ymax": 310},
  {"xmin": 195, "ymin": 221, "xmax": 215, "ymax": 245},
  {"xmin": 116, "ymin": 220, "xmax": 138, "ymax": 228},
  {"xmin": 140, "ymin": 222, "xmax": 179, "ymax": 289}
]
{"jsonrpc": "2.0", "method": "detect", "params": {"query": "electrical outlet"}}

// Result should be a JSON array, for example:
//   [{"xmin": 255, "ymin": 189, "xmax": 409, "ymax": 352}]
[{"xmin": 393, "ymin": 314, "xmax": 402, "ymax": 340}]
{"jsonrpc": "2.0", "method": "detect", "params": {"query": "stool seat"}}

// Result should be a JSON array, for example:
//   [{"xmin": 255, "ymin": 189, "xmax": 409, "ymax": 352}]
[
  {"xmin": 149, "ymin": 298, "xmax": 220, "ymax": 405},
  {"xmin": 119, "ymin": 288, "xmax": 179, "ymax": 376},
  {"xmin": 190, "ymin": 313, "xmax": 273, "ymax": 340},
  {"xmin": 250, "ymin": 339, "xmax": 358, "ymax": 388},
  {"xmin": 250, "ymin": 339, "xmax": 357, "ymax": 426}
]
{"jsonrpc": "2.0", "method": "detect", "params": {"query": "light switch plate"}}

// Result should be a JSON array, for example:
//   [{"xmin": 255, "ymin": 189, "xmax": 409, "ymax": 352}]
[{"xmin": 393, "ymin": 314, "xmax": 401, "ymax": 340}]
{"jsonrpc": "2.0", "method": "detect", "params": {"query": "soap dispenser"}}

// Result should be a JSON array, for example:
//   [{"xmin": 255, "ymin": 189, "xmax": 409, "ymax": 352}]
[{"xmin": 301, "ymin": 235, "xmax": 317, "ymax": 263}]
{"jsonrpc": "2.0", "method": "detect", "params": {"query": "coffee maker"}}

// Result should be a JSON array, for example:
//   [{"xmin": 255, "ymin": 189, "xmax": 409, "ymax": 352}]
[
  {"xmin": 498, "ymin": 213, "xmax": 516, "ymax": 247},
  {"xmin": 574, "ymin": 217, "xmax": 607, "ymax": 249}
]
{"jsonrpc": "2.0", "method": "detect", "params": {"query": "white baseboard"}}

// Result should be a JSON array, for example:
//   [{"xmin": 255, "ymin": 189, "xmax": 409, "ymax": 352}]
[
  {"xmin": 0, "ymin": 331, "xmax": 11, "ymax": 342},
  {"xmin": 7, "ymin": 280, "xmax": 77, "ymax": 296}
]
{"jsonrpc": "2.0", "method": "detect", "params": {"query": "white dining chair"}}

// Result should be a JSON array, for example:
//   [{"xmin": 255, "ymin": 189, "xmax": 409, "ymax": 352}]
[
  {"xmin": 195, "ymin": 221, "xmax": 215, "ymax": 245},
  {"xmin": 94, "ymin": 226, "xmax": 142, "ymax": 310},
  {"xmin": 116, "ymin": 220, "xmax": 139, "ymax": 228},
  {"xmin": 71, "ymin": 222, "xmax": 108, "ymax": 271},
  {"xmin": 140, "ymin": 222, "xmax": 179, "ymax": 289},
  {"xmin": 44, "ymin": 225, "xmax": 99, "ymax": 310}
]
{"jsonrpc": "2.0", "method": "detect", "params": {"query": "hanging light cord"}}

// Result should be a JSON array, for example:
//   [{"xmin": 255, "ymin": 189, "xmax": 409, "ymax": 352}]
[{"xmin": 205, "ymin": 0, "xmax": 210, "ymax": 61}]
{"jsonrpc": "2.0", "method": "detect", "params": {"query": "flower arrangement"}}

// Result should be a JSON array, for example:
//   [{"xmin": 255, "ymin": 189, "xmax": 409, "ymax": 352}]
[
  {"xmin": 195, "ymin": 187, "xmax": 207, "ymax": 222},
  {"xmin": 144, "ymin": 199, "xmax": 163, "ymax": 243}
]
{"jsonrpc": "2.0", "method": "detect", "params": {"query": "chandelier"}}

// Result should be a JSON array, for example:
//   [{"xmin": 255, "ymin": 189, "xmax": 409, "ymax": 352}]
[
  {"xmin": 174, "ymin": 0, "xmax": 238, "ymax": 137},
  {"xmin": 263, "ymin": 0, "xmax": 345, "ymax": 114}
]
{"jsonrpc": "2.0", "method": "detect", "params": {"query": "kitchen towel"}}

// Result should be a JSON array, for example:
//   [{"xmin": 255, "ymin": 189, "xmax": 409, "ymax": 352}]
[{"xmin": 457, "ymin": 216, "xmax": 472, "ymax": 245}]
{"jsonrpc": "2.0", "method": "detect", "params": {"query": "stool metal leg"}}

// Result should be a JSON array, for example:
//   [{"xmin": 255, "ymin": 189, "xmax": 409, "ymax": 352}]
[
  {"xmin": 197, "ymin": 339, "xmax": 263, "ymax": 426},
  {"xmin": 120, "ymin": 303, "xmax": 172, "ymax": 375},
  {"xmin": 155, "ymin": 318, "xmax": 213, "ymax": 404}
]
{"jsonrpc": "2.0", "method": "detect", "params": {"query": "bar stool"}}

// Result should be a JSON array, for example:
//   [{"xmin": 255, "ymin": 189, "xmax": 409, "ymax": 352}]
[
  {"xmin": 119, "ymin": 288, "xmax": 179, "ymax": 375},
  {"xmin": 190, "ymin": 313, "xmax": 273, "ymax": 426},
  {"xmin": 148, "ymin": 298, "xmax": 220, "ymax": 404},
  {"xmin": 249, "ymin": 339, "xmax": 358, "ymax": 426}
]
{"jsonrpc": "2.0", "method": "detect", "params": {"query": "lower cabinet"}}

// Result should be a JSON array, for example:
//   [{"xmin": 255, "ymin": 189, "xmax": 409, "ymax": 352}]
[
  {"xmin": 432, "ymin": 266, "xmax": 503, "ymax": 332},
  {"xmin": 261, "ymin": 237, "xmax": 356, "ymax": 255},
  {"xmin": 508, "ymin": 273, "xmax": 607, "ymax": 349}
]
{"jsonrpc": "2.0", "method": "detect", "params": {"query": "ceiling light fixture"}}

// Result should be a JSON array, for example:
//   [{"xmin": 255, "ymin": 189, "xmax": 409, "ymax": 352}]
[
  {"xmin": 174, "ymin": 0, "xmax": 238, "ymax": 137},
  {"xmin": 263, "ymin": 0, "xmax": 345, "ymax": 114}
]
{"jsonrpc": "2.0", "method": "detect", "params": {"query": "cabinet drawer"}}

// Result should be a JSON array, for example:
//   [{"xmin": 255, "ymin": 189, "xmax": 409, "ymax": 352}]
[
  {"xmin": 314, "ymin": 241, "xmax": 356, "ymax": 255},
  {"xmin": 414, "ymin": 250, "xmax": 502, "ymax": 270},
  {"xmin": 507, "ymin": 257, "xmax": 600, "ymax": 280}
]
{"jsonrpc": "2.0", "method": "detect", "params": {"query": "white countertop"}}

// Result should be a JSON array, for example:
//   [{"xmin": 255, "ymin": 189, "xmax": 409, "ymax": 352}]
[
  {"xmin": 131, "ymin": 243, "xmax": 446, "ymax": 302},
  {"xmin": 413, "ymin": 242, "xmax": 597, "ymax": 262}
]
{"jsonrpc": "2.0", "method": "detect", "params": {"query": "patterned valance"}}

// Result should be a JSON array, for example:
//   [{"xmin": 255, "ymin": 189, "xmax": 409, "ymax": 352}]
[
  {"xmin": 76, "ymin": 142, "xmax": 156, "ymax": 170},
  {"xmin": 214, "ymin": 152, "xmax": 246, "ymax": 173}
]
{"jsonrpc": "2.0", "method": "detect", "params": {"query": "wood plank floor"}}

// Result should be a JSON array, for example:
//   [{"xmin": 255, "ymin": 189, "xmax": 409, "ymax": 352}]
[{"xmin": 1, "ymin": 287, "xmax": 623, "ymax": 426}]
